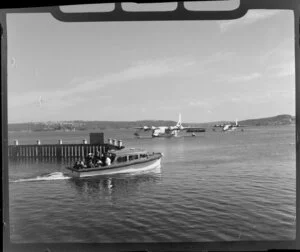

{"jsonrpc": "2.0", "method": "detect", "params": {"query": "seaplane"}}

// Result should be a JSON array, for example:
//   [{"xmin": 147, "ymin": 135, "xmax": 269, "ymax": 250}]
[
  {"xmin": 213, "ymin": 119, "xmax": 245, "ymax": 132},
  {"xmin": 134, "ymin": 114, "xmax": 206, "ymax": 138}
]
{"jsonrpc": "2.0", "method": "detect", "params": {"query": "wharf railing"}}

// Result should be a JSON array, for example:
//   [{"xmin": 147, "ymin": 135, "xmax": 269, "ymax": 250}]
[{"xmin": 8, "ymin": 138, "xmax": 124, "ymax": 159}]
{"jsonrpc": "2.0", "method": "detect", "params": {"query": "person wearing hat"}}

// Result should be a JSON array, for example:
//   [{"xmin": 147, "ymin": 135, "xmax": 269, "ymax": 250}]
[
  {"xmin": 101, "ymin": 153, "xmax": 106, "ymax": 165},
  {"xmin": 85, "ymin": 152, "xmax": 94, "ymax": 168},
  {"xmin": 105, "ymin": 155, "xmax": 111, "ymax": 166},
  {"xmin": 93, "ymin": 150, "xmax": 101, "ymax": 164}
]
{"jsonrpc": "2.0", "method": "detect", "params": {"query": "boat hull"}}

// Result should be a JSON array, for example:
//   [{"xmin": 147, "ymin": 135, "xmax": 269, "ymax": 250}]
[{"xmin": 67, "ymin": 157, "xmax": 161, "ymax": 178}]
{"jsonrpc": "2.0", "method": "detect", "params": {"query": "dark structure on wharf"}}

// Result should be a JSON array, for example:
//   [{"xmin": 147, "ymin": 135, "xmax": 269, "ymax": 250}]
[{"xmin": 8, "ymin": 133, "xmax": 124, "ymax": 159}]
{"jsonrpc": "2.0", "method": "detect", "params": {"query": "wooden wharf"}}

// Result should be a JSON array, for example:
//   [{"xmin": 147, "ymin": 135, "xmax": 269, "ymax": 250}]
[
  {"xmin": 8, "ymin": 133, "xmax": 124, "ymax": 159},
  {"xmin": 8, "ymin": 144, "xmax": 112, "ymax": 159}
]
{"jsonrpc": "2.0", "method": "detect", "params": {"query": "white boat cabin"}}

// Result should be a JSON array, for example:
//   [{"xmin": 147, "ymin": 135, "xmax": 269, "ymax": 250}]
[{"xmin": 108, "ymin": 148, "xmax": 153, "ymax": 164}]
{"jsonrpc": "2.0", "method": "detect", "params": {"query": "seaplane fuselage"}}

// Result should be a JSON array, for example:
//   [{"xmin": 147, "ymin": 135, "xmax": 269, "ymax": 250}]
[
  {"xmin": 222, "ymin": 124, "xmax": 238, "ymax": 131},
  {"xmin": 152, "ymin": 127, "xmax": 179, "ymax": 137},
  {"xmin": 134, "ymin": 114, "xmax": 205, "ymax": 138}
]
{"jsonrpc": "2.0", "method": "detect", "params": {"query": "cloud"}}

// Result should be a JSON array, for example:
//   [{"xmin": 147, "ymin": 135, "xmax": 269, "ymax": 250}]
[
  {"xmin": 68, "ymin": 57, "xmax": 195, "ymax": 94},
  {"xmin": 188, "ymin": 100, "xmax": 210, "ymax": 108},
  {"xmin": 186, "ymin": 99, "xmax": 215, "ymax": 115},
  {"xmin": 8, "ymin": 57, "xmax": 195, "ymax": 111},
  {"xmin": 265, "ymin": 90, "xmax": 295, "ymax": 101},
  {"xmin": 274, "ymin": 62, "xmax": 295, "ymax": 77},
  {"xmin": 257, "ymin": 35, "xmax": 294, "ymax": 78},
  {"xmin": 216, "ymin": 72, "xmax": 261, "ymax": 83},
  {"xmin": 260, "ymin": 38, "xmax": 294, "ymax": 63},
  {"xmin": 205, "ymin": 51, "xmax": 236, "ymax": 64},
  {"xmin": 159, "ymin": 105, "xmax": 182, "ymax": 111},
  {"xmin": 174, "ymin": 51, "xmax": 236, "ymax": 79},
  {"xmin": 225, "ymin": 89, "xmax": 294, "ymax": 104},
  {"xmin": 187, "ymin": 87, "xmax": 294, "ymax": 110},
  {"xmin": 218, "ymin": 9, "xmax": 283, "ymax": 33},
  {"xmin": 228, "ymin": 72, "xmax": 262, "ymax": 82},
  {"xmin": 8, "ymin": 90, "xmax": 109, "ymax": 110},
  {"xmin": 267, "ymin": 61, "xmax": 295, "ymax": 78}
]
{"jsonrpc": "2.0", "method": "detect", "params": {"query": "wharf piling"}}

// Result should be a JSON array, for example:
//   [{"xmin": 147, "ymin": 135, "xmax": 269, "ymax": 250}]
[{"xmin": 8, "ymin": 143, "xmax": 111, "ymax": 159}]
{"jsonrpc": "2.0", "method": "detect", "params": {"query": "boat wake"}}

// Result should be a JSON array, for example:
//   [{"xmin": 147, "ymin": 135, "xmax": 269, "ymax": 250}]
[{"xmin": 11, "ymin": 172, "xmax": 71, "ymax": 183}]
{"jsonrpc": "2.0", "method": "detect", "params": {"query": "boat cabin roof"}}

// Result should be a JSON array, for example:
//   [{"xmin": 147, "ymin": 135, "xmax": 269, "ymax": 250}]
[{"xmin": 108, "ymin": 148, "xmax": 148, "ymax": 157}]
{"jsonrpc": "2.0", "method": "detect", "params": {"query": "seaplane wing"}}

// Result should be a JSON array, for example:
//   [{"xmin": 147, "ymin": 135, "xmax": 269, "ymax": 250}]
[
  {"xmin": 214, "ymin": 119, "xmax": 247, "ymax": 128},
  {"xmin": 134, "ymin": 126, "xmax": 157, "ymax": 131},
  {"xmin": 213, "ymin": 123, "xmax": 229, "ymax": 127},
  {"xmin": 134, "ymin": 113, "xmax": 206, "ymax": 137},
  {"xmin": 213, "ymin": 119, "xmax": 247, "ymax": 132}
]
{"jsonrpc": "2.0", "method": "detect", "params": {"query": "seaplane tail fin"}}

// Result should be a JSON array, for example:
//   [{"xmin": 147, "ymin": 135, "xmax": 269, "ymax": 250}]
[{"xmin": 176, "ymin": 113, "xmax": 182, "ymax": 127}]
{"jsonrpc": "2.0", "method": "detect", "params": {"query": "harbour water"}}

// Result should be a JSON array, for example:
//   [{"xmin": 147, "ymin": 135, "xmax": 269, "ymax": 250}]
[{"xmin": 8, "ymin": 125, "xmax": 296, "ymax": 242}]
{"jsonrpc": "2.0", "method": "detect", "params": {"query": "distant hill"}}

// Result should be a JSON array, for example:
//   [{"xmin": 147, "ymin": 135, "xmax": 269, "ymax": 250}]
[
  {"xmin": 8, "ymin": 120, "xmax": 177, "ymax": 132},
  {"xmin": 7, "ymin": 114, "xmax": 294, "ymax": 132},
  {"xmin": 187, "ymin": 114, "xmax": 295, "ymax": 128},
  {"xmin": 239, "ymin": 114, "xmax": 295, "ymax": 126}
]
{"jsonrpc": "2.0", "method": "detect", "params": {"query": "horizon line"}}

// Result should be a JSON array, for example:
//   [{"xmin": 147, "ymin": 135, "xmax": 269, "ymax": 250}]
[{"xmin": 7, "ymin": 113, "xmax": 295, "ymax": 125}]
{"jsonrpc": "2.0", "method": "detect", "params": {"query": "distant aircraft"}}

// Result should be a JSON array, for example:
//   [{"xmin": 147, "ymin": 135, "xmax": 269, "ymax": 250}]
[
  {"xmin": 134, "ymin": 114, "xmax": 206, "ymax": 138},
  {"xmin": 214, "ymin": 119, "xmax": 246, "ymax": 132}
]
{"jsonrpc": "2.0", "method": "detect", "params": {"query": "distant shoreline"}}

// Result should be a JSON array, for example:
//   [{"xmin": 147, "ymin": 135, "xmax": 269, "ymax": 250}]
[{"xmin": 7, "ymin": 114, "xmax": 295, "ymax": 132}]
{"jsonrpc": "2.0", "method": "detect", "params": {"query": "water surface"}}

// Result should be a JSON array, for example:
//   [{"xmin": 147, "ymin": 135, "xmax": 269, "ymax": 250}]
[{"xmin": 9, "ymin": 126, "xmax": 296, "ymax": 242}]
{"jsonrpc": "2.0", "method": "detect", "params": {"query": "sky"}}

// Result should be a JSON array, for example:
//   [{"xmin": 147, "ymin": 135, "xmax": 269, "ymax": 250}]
[{"xmin": 7, "ymin": 6, "xmax": 295, "ymax": 123}]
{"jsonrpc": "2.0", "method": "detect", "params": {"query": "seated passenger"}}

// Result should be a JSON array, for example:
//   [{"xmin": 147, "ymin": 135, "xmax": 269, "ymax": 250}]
[
  {"xmin": 73, "ymin": 160, "xmax": 80, "ymax": 169},
  {"xmin": 80, "ymin": 160, "xmax": 86, "ymax": 168},
  {"xmin": 101, "ymin": 154, "xmax": 106, "ymax": 164},
  {"xmin": 110, "ymin": 154, "xmax": 115, "ymax": 163},
  {"xmin": 85, "ymin": 153, "xmax": 93, "ymax": 164},
  {"xmin": 95, "ymin": 159, "xmax": 103, "ymax": 167},
  {"xmin": 93, "ymin": 150, "xmax": 101, "ymax": 163},
  {"xmin": 79, "ymin": 160, "xmax": 86, "ymax": 169},
  {"xmin": 87, "ymin": 160, "xmax": 95, "ymax": 168},
  {"xmin": 105, "ymin": 156, "xmax": 111, "ymax": 166}
]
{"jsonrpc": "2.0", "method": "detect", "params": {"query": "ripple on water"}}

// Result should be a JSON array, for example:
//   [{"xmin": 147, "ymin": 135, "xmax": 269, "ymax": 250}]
[{"xmin": 9, "ymin": 126, "xmax": 296, "ymax": 242}]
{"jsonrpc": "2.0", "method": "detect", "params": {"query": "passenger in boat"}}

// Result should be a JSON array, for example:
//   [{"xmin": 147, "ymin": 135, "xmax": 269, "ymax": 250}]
[
  {"xmin": 110, "ymin": 153, "xmax": 116, "ymax": 163},
  {"xmin": 101, "ymin": 153, "xmax": 106, "ymax": 165},
  {"xmin": 85, "ymin": 153, "xmax": 92, "ymax": 162},
  {"xmin": 80, "ymin": 160, "xmax": 86, "ymax": 168},
  {"xmin": 95, "ymin": 159, "xmax": 103, "ymax": 167},
  {"xmin": 94, "ymin": 151, "xmax": 102, "ymax": 167},
  {"xmin": 88, "ymin": 160, "xmax": 95, "ymax": 168},
  {"xmin": 73, "ymin": 160, "xmax": 84, "ymax": 169},
  {"xmin": 85, "ymin": 153, "xmax": 94, "ymax": 168},
  {"xmin": 105, "ymin": 155, "xmax": 111, "ymax": 166},
  {"xmin": 93, "ymin": 150, "xmax": 101, "ymax": 163},
  {"xmin": 73, "ymin": 160, "xmax": 80, "ymax": 169}
]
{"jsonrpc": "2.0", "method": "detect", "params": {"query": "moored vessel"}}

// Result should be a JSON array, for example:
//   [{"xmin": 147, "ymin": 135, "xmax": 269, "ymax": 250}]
[{"xmin": 66, "ymin": 148, "xmax": 163, "ymax": 178}]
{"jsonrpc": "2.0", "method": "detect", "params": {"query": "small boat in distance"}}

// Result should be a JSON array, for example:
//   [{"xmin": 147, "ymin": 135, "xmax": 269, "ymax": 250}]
[{"xmin": 66, "ymin": 148, "xmax": 163, "ymax": 178}]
